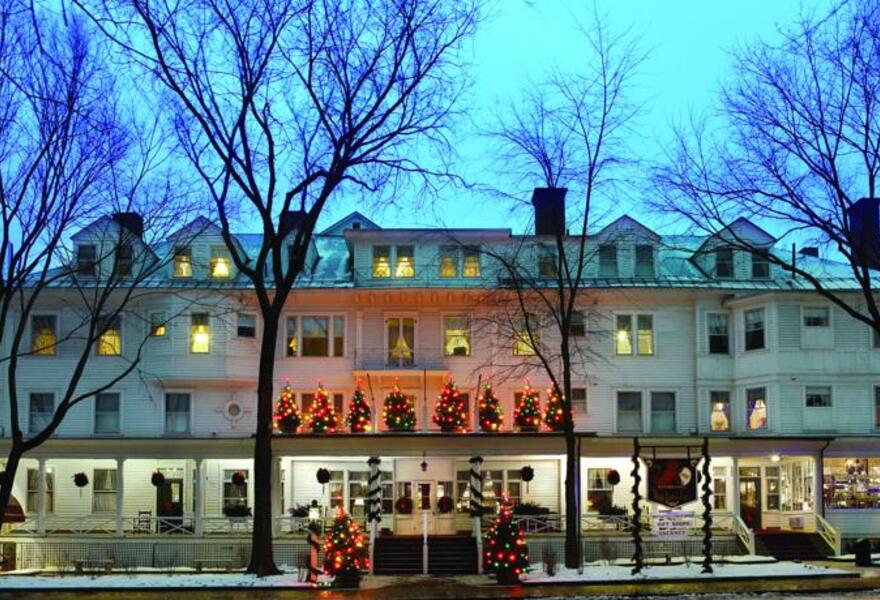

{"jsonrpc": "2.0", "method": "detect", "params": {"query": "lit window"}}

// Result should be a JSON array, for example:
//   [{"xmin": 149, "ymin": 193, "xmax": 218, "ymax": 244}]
[
  {"xmin": 707, "ymin": 313, "xmax": 729, "ymax": 354},
  {"xmin": 77, "ymin": 245, "xmax": 97, "ymax": 276},
  {"xmin": 223, "ymin": 469, "xmax": 249, "ymax": 512},
  {"xmin": 395, "ymin": 245, "xmax": 414, "ymax": 277},
  {"xmin": 637, "ymin": 315, "xmax": 654, "ymax": 355},
  {"xmin": 616, "ymin": 313, "xmax": 653, "ymax": 356},
  {"xmin": 571, "ymin": 387, "xmax": 587, "ymax": 413},
  {"xmin": 114, "ymin": 244, "xmax": 133, "ymax": 277},
  {"xmin": 302, "ymin": 316, "xmax": 330, "ymax": 356},
  {"xmin": 513, "ymin": 318, "xmax": 538, "ymax": 356},
  {"xmin": 444, "ymin": 316, "xmax": 471, "ymax": 356},
  {"xmin": 709, "ymin": 391, "xmax": 731, "ymax": 432},
  {"xmin": 805, "ymin": 386, "xmax": 832, "ymax": 408},
  {"xmin": 538, "ymin": 248, "xmax": 557, "ymax": 278},
  {"xmin": 635, "ymin": 245, "xmax": 654, "ymax": 277},
  {"xmin": 149, "ymin": 312, "xmax": 166, "ymax": 337},
  {"xmin": 744, "ymin": 308, "xmax": 765, "ymax": 351},
  {"xmin": 173, "ymin": 247, "xmax": 192, "ymax": 278},
  {"xmin": 617, "ymin": 391, "xmax": 642, "ymax": 432},
  {"xmin": 439, "ymin": 246, "xmax": 458, "ymax": 278},
  {"xmin": 26, "ymin": 469, "xmax": 54, "ymax": 514},
  {"xmin": 165, "ymin": 393, "xmax": 191, "ymax": 434},
  {"xmin": 92, "ymin": 469, "xmax": 117, "ymax": 513},
  {"xmin": 569, "ymin": 311, "xmax": 585, "ymax": 338},
  {"xmin": 210, "ymin": 246, "xmax": 231, "ymax": 278},
  {"xmin": 189, "ymin": 313, "xmax": 210, "ymax": 353},
  {"xmin": 712, "ymin": 467, "xmax": 728, "ymax": 510},
  {"xmin": 29, "ymin": 392, "xmax": 54, "ymax": 433},
  {"xmin": 94, "ymin": 392, "xmax": 121, "ymax": 434},
  {"xmin": 751, "ymin": 253, "xmax": 770, "ymax": 279},
  {"xmin": 463, "ymin": 246, "xmax": 481, "ymax": 277},
  {"xmin": 237, "ymin": 313, "xmax": 256, "ymax": 338},
  {"xmin": 286, "ymin": 316, "xmax": 298, "ymax": 357},
  {"xmin": 372, "ymin": 246, "xmax": 391, "ymax": 278},
  {"xmin": 31, "ymin": 315, "xmax": 57, "ymax": 355},
  {"xmin": 586, "ymin": 468, "xmax": 613, "ymax": 512},
  {"xmin": 615, "ymin": 315, "xmax": 633, "ymax": 355},
  {"xmin": 96, "ymin": 316, "xmax": 122, "ymax": 356},
  {"xmin": 599, "ymin": 244, "xmax": 617, "ymax": 277},
  {"xmin": 650, "ymin": 391, "xmax": 676, "ymax": 432},
  {"xmin": 746, "ymin": 387, "xmax": 767, "ymax": 431},
  {"xmin": 715, "ymin": 247, "xmax": 734, "ymax": 278},
  {"xmin": 387, "ymin": 317, "xmax": 415, "ymax": 366}
]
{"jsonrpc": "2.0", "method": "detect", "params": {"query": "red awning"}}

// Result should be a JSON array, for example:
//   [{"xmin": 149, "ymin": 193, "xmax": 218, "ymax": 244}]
[{"xmin": 2, "ymin": 496, "xmax": 25, "ymax": 524}]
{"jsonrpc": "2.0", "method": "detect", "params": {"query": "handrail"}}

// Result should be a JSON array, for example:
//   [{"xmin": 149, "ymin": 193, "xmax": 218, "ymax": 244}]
[
  {"xmin": 815, "ymin": 513, "xmax": 841, "ymax": 556},
  {"xmin": 731, "ymin": 515, "xmax": 755, "ymax": 555}
]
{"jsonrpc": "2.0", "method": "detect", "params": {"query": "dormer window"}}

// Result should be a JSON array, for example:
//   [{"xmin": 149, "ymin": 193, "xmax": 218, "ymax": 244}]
[
  {"xmin": 114, "ymin": 244, "xmax": 133, "ymax": 277},
  {"xmin": 372, "ymin": 246, "xmax": 391, "ymax": 278},
  {"xmin": 77, "ymin": 245, "xmax": 97, "ymax": 276},
  {"xmin": 395, "ymin": 245, "xmax": 415, "ymax": 277},
  {"xmin": 751, "ymin": 253, "xmax": 770, "ymax": 279},
  {"xmin": 598, "ymin": 244, "xmax": 617, "ymax": 278},
  {"xmin": 173, "ymin": 246, "xmax": 192, "ymax": 278},
  {"xmin": 715, "ymin": 247, "xmax": 734, "ymax": 278},
  {"xmin": 463, "ymin": 246, "xmax": 481, "ymax": 278},
  {"xmin": 352, "ymin": 222, "xmax": 361, "ymax": 229},
  {"xmin": 439, "ymin": 246, "xmax": 458, "ymax": 278},
  {"xmin": 210, "ymin": 246, "xmax": 231, "ymax": 278},
  {"xmin": 538, "ymin": 248, "xmax": 557, "ymax": 278},
  {"xmin": 634, "ymin": 244, "xmax": 654, "ymax": 278}
]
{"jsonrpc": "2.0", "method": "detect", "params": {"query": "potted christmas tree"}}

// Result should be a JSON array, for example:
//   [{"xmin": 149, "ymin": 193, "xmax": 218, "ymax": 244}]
[
  {"xmin": 347, "ymin": 381, "xmax": 371, "ymax": 433},
  {"xmin": 433, "ymin": 378, "xmax": 469, "ymax": 432},
  {"xmin": 383, "ymin": 384, "xmax": 416, "ymax": 431},
  {"xmin": 323, "ymin": 507, "xmax": 369, "ymax": 588},
  {"xmin": 478, "ymin": 383, "xmax": 503, "ymax": 432},
  {"xmin": 484, "ymin": 501, "xmax": 529, "ymax": 584},
  {"xmin": 307, "ymin": 383, "xmax": 340, "ymax": 433},
  {"xmin": 273, "ymin": 381, "xmax": 301, "ymax": 434},
  {"xmin": 543, "ymin": 385, "xmax": 567, "ymax": 432},
  {"xmin": 513, "ymin": 382, "xmax": 542, "ymax": 432}
]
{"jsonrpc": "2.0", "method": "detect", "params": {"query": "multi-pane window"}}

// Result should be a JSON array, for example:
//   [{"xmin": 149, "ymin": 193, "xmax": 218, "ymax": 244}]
[
  {"xmin": 26, "ymin": 468, "xmax": 54, "ymax": 513},
  {"xmin": 746, "ymin": 387, "xmax": 768, "ymax": 431},
  {"xmin": 513, "ymin": 318, "xmax": 538, "ymax": 356},
  {"xmin": 615, "ymin": 314, "xmax": 653, "ymax": 356},
  {"xmin": 222, "ymin": 469, "xmax": 248, "ymax": 511},
  {"xmin": 571, "ymin": 387, "xmax": 587, "ymax": 413},
  {"xmin": 598, "ymin": 244, "xmax": 618, "ymax": 277},
  {"xmin": 92, "ymin": 469, "xmax": 117, "ymax": 513},
  {"xmin": 439, "ymin": 246, "xmax": 457, "ymax": 278},
  {"xmin": 286, "ymin": 316, "xmax": 298, "ymax": 357},
  {"xmin": 569, "ymin": 311, "xmax": 586, "ymax": 338},
  {"xmin": 149, "ymin": 312, "xmax": 166, "ymax": 337},
  {"xmin": 765, "ymin": 466, "xmax": 780, "ymax": 509},
  {"xmin": 443, "ymin": 316, "xmax": 471, "ymax": 356},
  {"xmin": 751, "ymin": 253, "xmax": 770, "ymax": 279},
  {"xmin": 286, "ymin": 315, "xmax": 345, "ymax": 357},
  {"xmin": 333, "ymin": 393, "xmax": 344, "ymax": 416},
  {"xmin": 455, "ymin": 470, "xmax": 471, "ymax": 513},
  {"xmin": 709, "ymin": 391, "xmax": 731, "ymax": 432},
  {"xmin": 29, "ymin": 393, "xmax": 54, "ymax": 433},
  {"xmin": 712, "ymin": 467, "xmax": 728, "ymax": 510},
  {"xmin": 348, "ymin": 471, "xmax": 369, "ymax": 517},
  {"xmin": 190, "ymin": 313, "xmax": 210, "ymax": 353},
  {"xmin": 707, "ymin": 313, "xmax": 729, "ymax": 354},
  {"xmin": 381, "ymin": 471, "xmax": 394, "ymax": 514},
  {"xmin": 173, "ymin": 246, "xmax": 192, "ymax": 278},
  {"xmin": 744, "ymin": 308, "xmax": 765, "ymax": 351},
  {"xmin": 372, "ymin": 246, "xmax": 391, "ymax": 278},
  {"xmin": 505, "ymin": 470, "xmax": 523, "ymax": 506},
  {"xmin": 804, "ymin": 307, "xmax": 830, "ymax": 327},
  {"xmin": 31, "ymin": 315, "xmax": 57, "ymax": 355},
  {"xmin": 96, "ymin": 316, "xmax": 122, "ymax": 356},
  {"xmin": 395, "ymin": 245, "xmax": 415, "ymax": 277},
  {"xmin": 302, "ymin": 317, "xmax": 329, "ymax": 356},
  {"xmin": 237, "ymin": 313, "xmax": 256, "ymax": 338},
  {"xmin": 77, "ymin": 245, "xmax": 97, "ymax": 275},
  {"xmin": 165, "ymin": 393, "xmax": 191, "ymax": 434},
  {"xmin": 329, "ymin": 470, "xmax": 344, "ymax": 509},
  {"xmin": 387, "ymin": 317, "xmax": 415, "ymax": 366},
  {"xmin": 209, "ymin": 246, "xmax": 231, "ymax": 278},
  {"xmin": 463, "ymin": 246, "xmax": 481, "ymax": 277},
  {"xmin": 586, "ymin": 468, "xmax": 613, "ymax": 512},
  {"xmin": 94, "ymin": 392, "xmax": 121, "ymax": 434},
  {"xmin": 634, "ymin": 244, "xmax": 655, "ymax": 277},
  {"xmin": 715, "ymin": 247, "xmax": 733, "ymax": 278},
  {"xmin": 650, "ymin": 391, "xmax": 676, "ymax": 433},
  {"xmin": 805, "ymin": 386, "xmax": 832, "ymax": 408},
  {"xmin": 114, "ymin": 244, "xmax": 133, "ymax": 277},
  {"xmin": 617, "ymin": 391, "xmax": 642, "ymax": 432},
  {"xmin": 481, "ymin": 469, "xmax": 503, "ymax": 512},
  {"xmin": 538, "ymin": 248, "xmax": 557, "ymax": 278}
]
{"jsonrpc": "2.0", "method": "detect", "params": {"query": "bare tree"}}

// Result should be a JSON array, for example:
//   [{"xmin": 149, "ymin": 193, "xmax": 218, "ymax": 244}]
[
  {"xmin": 479, "ymin": 7, "xmax": 643, "ymax": 569},
  {"xmin": 655, "ymin": 0, "xmax": 880, "ymax": 332},
  {"xmin": 0, "ymin": 3, "xmax": 198, "ymax": 524},
  {"xmin": 75, "ymin": 0, "xmax": 480, "ymax": 574}
]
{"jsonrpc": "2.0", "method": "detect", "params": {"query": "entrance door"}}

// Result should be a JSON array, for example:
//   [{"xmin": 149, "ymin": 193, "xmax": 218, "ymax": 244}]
[
  {"xmin": 739, "ymin": 477, "xmax": 762, "ymax": 530},
  {"xmin": 414, "ymin": 481, "xmax": 433, "ymax": 535},
  {"xmin": 156, "ymin": 478, "xmax": 184, "ymax": 533}
]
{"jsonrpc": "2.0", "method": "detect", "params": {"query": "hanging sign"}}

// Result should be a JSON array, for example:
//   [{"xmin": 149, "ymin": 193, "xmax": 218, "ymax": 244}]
[
  {"xmin": 646, "ymin": 458, "xmax": 697, "ymax": 508},
  {"xmin": 653, "ymin": 510, "xmax": 694, "ymax": 540}
]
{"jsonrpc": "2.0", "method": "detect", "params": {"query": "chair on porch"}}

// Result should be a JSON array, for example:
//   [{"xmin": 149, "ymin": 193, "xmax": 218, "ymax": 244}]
[{"xmin": 134, "ymin": 510, "xmax": 152, "ymax": 534}]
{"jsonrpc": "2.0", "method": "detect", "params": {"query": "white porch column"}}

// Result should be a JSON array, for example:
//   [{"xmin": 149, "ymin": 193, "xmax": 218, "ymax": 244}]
[
  {"xmin": 367, "ymin": 457, "xmax": 382, "ymax": 574},
  {"xmin": 813, "ymin": 454, "xmax": 824, "ymax": 517},
  {"xmin": 731, "ymin": 457, "xmax": 741, "ymax": 518},
  {"xmin": 271, "ymin": 457, "xmax": 282, "ymax": 535},
  {"xmin": 194, "ymin": 458, "xmax": 204, "ymax": 538},
  {"xmin": 36, "ymin": 458, "xmax": 47, "ymax": 535},
  {"xmin": 115, "ymin": 458, "xmax": 125, "ymax": 537},
  {"xmin": 469, "ymin": 456, "xmax": 483, "ymax": 573}
]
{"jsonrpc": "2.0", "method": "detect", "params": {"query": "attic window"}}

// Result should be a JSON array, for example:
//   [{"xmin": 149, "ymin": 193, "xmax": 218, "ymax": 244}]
[
  {"xmin": 395, "ymin": 246, "xmax": 414, "ymax": 277},
  {"xmin": 715, "ymin": 247, "xmax": 734, "ymax": 279},
  {"xmin": 634, "ymin": 245, "xmax": 654, "ymax": 278},
  {"xmin": 173, "ymin": 247, "xmax": 192, "ymax": 278},
  {"xmin": 598, "ymin": 244, "xmax": 617, "ymax": 278},
  {"xmin": 210, "ymin": 246, "xmax": 231, "ymax": 278},
  {"xmin": 114, "ymin": 244, "xmax": 133, "ymax": 277},
  {"xmin": 439, "ymin": 246, "xmax": 458, "ymax": 278},
  {"xmin": 751, "ymin": 253, "xmax": 770, "ymax": 279},
  {"xmin": 372, "ymin": 246, "xmax": 391, "ymax": 278},
  {"xmin": 77, "ymin": 245, "xmax": 97, "ymax": 276},
  {"xmin": 352, "ymin": 222, "xmax": 361, "ymax": 229}
]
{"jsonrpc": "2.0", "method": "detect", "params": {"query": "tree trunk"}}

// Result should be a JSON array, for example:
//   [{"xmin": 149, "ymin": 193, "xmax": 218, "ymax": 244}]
[
  {"xmin": 247, "ymin": 315, "xmax": 281, "ymax": 576},
  {"xmin": 0, "ymin": 442, "xmax": 23, "ymax": 525},
  {"xmin": 563, "ymin": 433, "xmax": 581, "ymax": 568}
]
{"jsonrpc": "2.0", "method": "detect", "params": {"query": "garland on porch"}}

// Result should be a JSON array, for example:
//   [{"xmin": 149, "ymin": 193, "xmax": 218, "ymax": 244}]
[
  {"xmin": 478, "ymin": 383, "xmax": 503, "ymax": 432},
  {"xmin": 323, "ymin": 507, "xmax": 369, "ymax": 588},
  {"xmin": 347, "ymin": 383, "xmax": 371, "ymax": 433},
  {"xmin": 630, "ymin": 438, "xmax": 644, "ymax": 575},
  {"xmin": 273, "ymin": 381, "xmax": 301, "ymax": 434},
  {"xmin": 306, "ymin": 383, "xmax": 340, "ymax": 434},
  {"xmin": 383, "ymin": 384, "xmax": 416, "ymax": 431},
  {"xmin": 483, "ymin": 500, "xmax": 529, "ymax": 585},
  {"xmin": 433, "ymin": 378, "xmax": 469, "ymax": 433},
  {"xmin": 543, "ymin": 385, "xmax": 567, "ymax": 432},
  {"xmin": 513, "ymin": 382, "xmax": 542, "ymax": 432},
  {"xmin": 701, "ymin": 437, "xmax": 713, "ymax": 574}
]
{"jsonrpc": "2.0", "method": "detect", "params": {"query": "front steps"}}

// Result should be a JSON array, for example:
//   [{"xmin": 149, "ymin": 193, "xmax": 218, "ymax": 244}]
[
  {"xmin": 755, "ymin": 532, "xmax": 832, "ymax": 561},
  {"xmin": 373, "ymin": 536, "xmax": 477, "ymax": 575}
]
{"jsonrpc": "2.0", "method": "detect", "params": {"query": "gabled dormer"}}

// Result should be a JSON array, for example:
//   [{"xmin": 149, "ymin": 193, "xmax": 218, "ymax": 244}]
[
  {"xmin": 592, "ymin": 216, "xmax": 661, "ymax": 278},
  {"xmin": 320, "ymin": 211, "xmax": 380, "ymax": 236},
  {"xmin": 71, "ymin": 212, "xmax": 154, "ymax": 280},
  {"xmin": 692, "ymin": 218, "xmax": 776, "ymax": 281},
  {"xmin": 166, "ymin": 216, "xmax": 246, "ymax": 280}
]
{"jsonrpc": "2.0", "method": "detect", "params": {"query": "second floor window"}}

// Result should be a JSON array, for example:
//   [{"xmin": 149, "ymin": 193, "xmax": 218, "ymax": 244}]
[
  {"xmin": 173, "ymin": 246, "xmax": 192, "ymax": 277},
  {"xmin": 77, "ymin": 244, "xmax": 97, "ymax": 276},
  {"xmin": 29, "ymin": 392, "xmax": 54, "ymax": 433},
  {"xmin": 94, "ymin": 392, "xmax": 121, "ymax": 434},
  {"xmin": 149, "ymin": 312, "xmax": 166, "ymax": 337},
  {"xmin": 443, "ymin": 316, "xmax": 471, "ymax": 356},
  {"xmin": 635, "ymin": 244, "xmax": 655, "ymax": 277},
  {"xmin": 513, "ymin": 318, "xmax": 538, "ymax": 356},
  {"xmin": 372, "ymin": 245, "xmax": 391, "ymax": 277},
  {"xmin": 237, "ymin": 313, "xmax": 256, "ymax": 338},
  {"xmin": 395, "ymin": 245, "xmax": 415, "ymax": 277},
  {"xmin": 463, "ymin": 246, "xmax": 481, "ymax": 277},
  {"xmin": 707, "ymin": 313, "xmax": 729, "ymax": 354},
  {"xmin": 571, "ymin": 387, "xmax": 588, "ymax": 413},
  {"xmin": 165, "ymin": 393, "xmax": 191, "ymax": 434},
  {"xmin": 710, "ymin": 390, "xmax": 731, "ymax": 432},
  {"xmin": 746, "ymin": 387, "xmax": 767, "ymax": 431},
  {"xmin": 616, "ymin": 314, "xmax": 653, "ymax": 356},
  {"xmin": 286, "ymin": 315, "xmax": 345, "ymax": 357},
  {"xmin": 286, "ymin": 316, "xmax": 298, "ymax": 356},
  {"xmin": 190, "ymin": 313, "xmax": 210, "ymax": 353},
  {"xmin": 210, "ymin": 246, "xmax": 231, "ymax": 278},
  {"xmin": 31, "ymin": 315, "xmax": 57, "ymax": 355},
  {"xmin": 744, "ymin": 308, "xmax": 765, "ymax": 351},
  {"xmin": 617, "ymin": 391, "xmax": 642, "ymax": 432},
  {"xmin": 302, "ymin": 317, "xmax": 330, "ymax": 356},
  {"xmin": 439, "ymin": 246, "xmax": 457, "ymax": 277},
  {"xmin": 387, "ymin": 317, "xmax": 415, "ymax": 365},
  {"xmin": 650, "ymin": 391, "xmax": 676, "ymax": 433},
  {"xmin": 96, "ymin": 316, "xmax": 122, "ymax": 356},
  {"xmin": 569, "ymin": 311, "xmax": 586, "ymax": 338},
  {"xmin": 114, "ymin": 244, "xmax": 133, "ymax": 276},
  {"xmin": 875, "ymin": 387, "xmax": 880, "ymax": 429},
  {"xmin": 598, "ymin": 244, "xmax": 618, "ymax": 277},
  {"xmin": 715, "ymin": 247, "xmax": 733, "ymax": 278}
]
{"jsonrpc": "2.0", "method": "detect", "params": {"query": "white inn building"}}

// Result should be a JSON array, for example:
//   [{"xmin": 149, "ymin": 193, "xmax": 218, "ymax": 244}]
[{"xmin": 2, "ymin": 190, "xmax": 880, "ymax": 571}]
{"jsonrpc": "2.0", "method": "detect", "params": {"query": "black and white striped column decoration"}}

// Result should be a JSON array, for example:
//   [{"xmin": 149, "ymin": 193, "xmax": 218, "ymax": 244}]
[
  {"xmin": 469, "ymin": 456, "xmax": 484, "ymax": 517},
  {"xmin": 367, "ymin": 457, "xmax": 382, "ymax": 524}
]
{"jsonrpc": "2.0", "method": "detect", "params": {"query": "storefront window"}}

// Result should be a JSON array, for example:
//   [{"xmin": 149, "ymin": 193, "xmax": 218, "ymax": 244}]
[
  {"xmin": 766, "ymin": 466, "xmax": 780, "ymax": 510},
  {"xmin": 712, "ymin": 466, "xmax": 728, "ymax": 511},
  {"xmin": 824, "ymin": 458, "xmax": 880, "ymax": 509}
]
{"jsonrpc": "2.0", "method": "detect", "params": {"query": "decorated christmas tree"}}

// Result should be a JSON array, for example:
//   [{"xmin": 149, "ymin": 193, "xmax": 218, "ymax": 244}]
[
  {"xmin": 478, "ymin": 383, "xmax": 503, "ymax": 432},
  {"xmin": 433, "ymin": 378, "xmax": 469, "ymax": 432},
  {"xmin": 513, "ymin": 381, "xmax": 543, "ymax": 432},
  {"xmin": 306, "ymin": 383, "xmax": 340, "ymax": 433},
  {"xmin": 383, "ymin": 384, "xmax": 416, "ymax": 431},
  {"xmin": 273, "ymin": 381, "xmax": 301, "ymax": 434},
  {"xmin": 347, "ymin": 381, "xmax": 371, "ymax": 433},
  {"xmin": 323, "ymin": 507, "xmax": 369, "ymax": 588},
  {"xmin": 483, "ymin": 500, "xmax": 529, "ymax": 584},
  {"xmin": 544, "ymin": 385, "xmax": 567, "ymax": 432}
]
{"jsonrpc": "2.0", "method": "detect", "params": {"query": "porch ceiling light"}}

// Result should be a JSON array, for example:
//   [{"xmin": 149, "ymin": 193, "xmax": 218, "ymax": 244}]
[{"xmin": 769, "ymin": 453, "xmax": 781, "ymax": 463}]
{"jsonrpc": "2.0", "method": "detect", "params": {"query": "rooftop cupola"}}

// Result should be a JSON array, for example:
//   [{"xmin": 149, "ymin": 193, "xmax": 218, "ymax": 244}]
[{"xmin": 532, "ymin": 187, "xmax": 567, "ymax": 237}]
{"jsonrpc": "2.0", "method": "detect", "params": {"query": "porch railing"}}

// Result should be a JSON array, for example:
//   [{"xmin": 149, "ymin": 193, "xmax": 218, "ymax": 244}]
[
  {"xmin": 815, "ymin": 513, "xmax": 841, "ymax": 556},
  {"xmin": 712, "ymin": 514, "xmax": 755, "ymax": 555},
  {"xmin": 353, "ymin": 346, "xmax": 446, "ymax": 370}
]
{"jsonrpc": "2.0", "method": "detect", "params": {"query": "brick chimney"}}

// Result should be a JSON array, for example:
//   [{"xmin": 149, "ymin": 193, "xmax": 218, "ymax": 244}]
[
  {"xmin": 532, "ymin": 188, "xmax": 567, "ymax": 237},
  {"xmin": 847, "ymin": 198, "xmax": 880, "ymax": 269},
  {"xmin": 280, "ymin": 210, "xmax": 306, "ymax": 237},
  {"xmin": 112, "ymin": 212, "xmax": 144, "ymax": 238}
]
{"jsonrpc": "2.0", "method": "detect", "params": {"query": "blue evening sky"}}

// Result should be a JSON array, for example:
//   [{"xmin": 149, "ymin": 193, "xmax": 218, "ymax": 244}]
[{"xmin": 323, "ymin": 0, "xmax": 830, "ymax": 234}]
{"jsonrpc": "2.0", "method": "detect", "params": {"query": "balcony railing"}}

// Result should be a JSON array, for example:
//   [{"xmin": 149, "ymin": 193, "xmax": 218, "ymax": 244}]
[{"xmin": 353, "ymin": 346, "xmax": 450, "ymax": 371}]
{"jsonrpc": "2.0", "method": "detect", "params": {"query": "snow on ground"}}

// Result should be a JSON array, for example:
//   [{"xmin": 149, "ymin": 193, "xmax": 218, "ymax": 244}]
[
  {"xmin": 523, "ymin": 560, "xmax": 850, "ymax": 584},
  {"xmin": 0, "ymin": 570, "xmax": 325, "ymax": 590}
]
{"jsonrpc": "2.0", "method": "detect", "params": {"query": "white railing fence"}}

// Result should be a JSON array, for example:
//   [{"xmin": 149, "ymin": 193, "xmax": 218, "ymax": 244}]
[{"xmin": 815, "ymin": 513, "xmax": 842, "ymax": 556}]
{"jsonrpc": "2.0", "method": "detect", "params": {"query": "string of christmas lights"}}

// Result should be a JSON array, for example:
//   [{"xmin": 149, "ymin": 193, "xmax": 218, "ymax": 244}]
[
  {"xmin": 323, "ymin": 506, "xmax": 369, "ymax": 587},
  {"xmin": 478, "ymin": 383, "xmax": 503, "ymax": 432},
  {"xmin": 513, "ymin": 381, "xmax": 543, "ymax": 432},
  {"xmin": 383, "ymin": 383, "xmax": 416, "ymax": 431},
  {"xmin": 483, "ymin": 499, "xmax": 529, "ymax": 584},
  {"xmin": 544, "ymin": 385, "xmax": 567, "ymax": 432},
  {"xmin": 433, "ymin": 377, "xmax": 469, "ymax": 432},
  {"xmin": 273, "ymin": 380, "xmax": 301, "ymax": 434},
  {"xmin": 347, "ymin": 380, "xmax": 371, "ymax": 433},
  {"xmin": 307, "ymin": 382, "xmax": 340, "ymax": 433}
]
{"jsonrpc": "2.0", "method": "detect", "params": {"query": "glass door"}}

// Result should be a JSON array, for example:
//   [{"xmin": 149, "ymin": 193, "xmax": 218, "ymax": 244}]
[
  {"xmin": 414, "ymin": 481, "xmax": 433, "ymax": 535},
  {"xmin": 387, "ymin": 317, "xmax": 415, "ymax": 366},
  {"xmin": 739, "ymin": 476, "xmax": 762, "ymax": 530}
]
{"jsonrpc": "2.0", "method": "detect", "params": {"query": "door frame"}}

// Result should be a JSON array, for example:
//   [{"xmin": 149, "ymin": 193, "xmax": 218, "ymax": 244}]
[{"xmin": 739, "ymin": 476, "xmax": 762, "ymax": 530}]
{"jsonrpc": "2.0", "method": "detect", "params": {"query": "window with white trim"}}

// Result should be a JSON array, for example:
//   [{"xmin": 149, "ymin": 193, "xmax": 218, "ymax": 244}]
[
  {"xmin": 439, "ymin": 246, "xmax": 458, "ymax": 278},
  {"xmin": 94, "ymin": 392, "xmax": 121, "ymax": 435},
  {"xmin": 746, "ymin": 387, "xmax": 767, "ymax": 431},
  {"xmin": 616, "ymin": 391, "xmax": 642, "ymax": 432},
  {"xmin": 803, "ymin": 306, "xmax": 831, "ymax": 348},
  {"xmin": 571, "ymin": 387, "xmax": 587, "ymax": 413},
  {"xmin": 443, "ymin": 316, "xmax": 471, "ymax": 356},
  {"xmin": 751, "ymin": 253, "xmax": 770, "ymax": 279},
  {"xmin": 707, "ymin": 313, "xmax": 729, "ymax": 354},
  {"xmin": 223, "ymin": 469, "xmax": 249, "ymax": 511},
  {"xmin": 173, "ymin": 246, "xmax": 192, "ymax": 277},
  {"xmin": 598, "ymin": 244, "xmax": 618, "ymax": 277},
  {"xmin": 165, "ymin": 393, "xmax": 191, "ymax": 434},
  {"xmin": 237, "ymin": 313, "xmax": 256, "ymax": 338},
  {"xmin": 96, "ymin": 316, "xmax": 122, "ymax": 356},
  {"xmin": 189, "ymin": 313, "xmax": 210, "ymax": 353},
  {"xmin": 92, "ymin": 469, "xmax": 117, "ymax": 513},
  {"xmin": 149, "ymin": 312, "xmax": 167, "ymax": 337},
  {"xmin": 114, "ymin": 244, "xmax": 133, "ymax": 277},
  {"xmin": 77, "ymin": 244, "xmax": 96, "ymax": 276},
  {"xmin": 635, "ymin": 244, "xmax": 655, "ymax": 277},
  {"xmin": 650, "ymin": 391, "xmax": 676, "ymax": 433},
  {"xmin": 715, "ymin": 247, "xmax": 733, "ymax": 278},
  {"xmin": 463, "ymin": 246, "xmax": 481, "ymax": 277},
  {"xmin": 31, "ymin": 315, "xmax": 57, "ymax": 355},
  {"xmin": 805, "ymin": 386, "xmax": 832, "ymax": 408},
  {"xmin": 26, "ymin": 468, "xmax": 54, "ymax": 513},
  {"xmin": 616, "ymin": 314, "xmax": 653, "ymax": 356},
  {"xmin": 286, "ymin": 315, "xmax": 345, "ymax": 357},
  {"xmin": 744, "ymin": 308, "xmax": 765, "ymax": 351},
  {"xmin": 712, "ymin": 466, "xmax": 728, "ymax": 510},
  {"xmin": 29, "ymin": 393, "xmax": 53, "ymax": 433}
]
